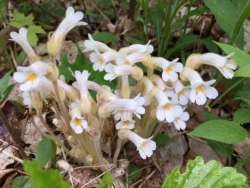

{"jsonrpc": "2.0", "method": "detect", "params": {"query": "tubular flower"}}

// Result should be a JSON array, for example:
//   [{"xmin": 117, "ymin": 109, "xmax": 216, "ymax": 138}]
[
  {"xmin": 186, "ymin": 53, "xmax": 237, "ymax": 79},
  {"xmin": 155, "ymin": 58, "xmax": 183, "ymax": 82},
  {"xmin": 115, "ymin": 119, "xmax": 135, "ymax": 130},
  {"xmin": 10, "ymin": 28, "xmax": 39, "ymax": 62},
  {"xmin": 118, "ymin": 129, "xmax": 156, "ymax": 159},
  {"xmin": 181, "ymin": 68, "xmax": 218, "ymax": 105},
  {"xmin": 47, "ymin": 7, "xmax": 87, "ymax": 57},
  {"xmin": 104, "ymin": 64, "xmax": 143, "ymax": 81},
  {"xmin": 119, "ymin": 42, "xmax": 154, "ymax": 55},
  {"xmin": 69, "ymin": 101, "xmax": 88, "ymax": 134},
  {"xmin": 173, "ymin": 111, "xmax": 190, "ymax": 130},
  {"xmin": 13, "ymin": 61, "xmax": 52, "ymax": 92},
  {"xmin": 172, "ymin": 80, "xmax": 190, "ymax": 105},
  {"xmin": 98, "ymin": 95, "xmax": 146, "ymax": 119},
  {"xmin": 73, "ymin": 71, "xmax": 92, "ymax": 113},
  {"xmin": 70, "ymin": 115, "xmax": 88, "ymax": 134},
  {"xmin": 83, "ymin": 34, "xmax": 111, "ymax": 53},
  {"xmin": 89, "ymin": 50, "xmax": 118, "ymax": 71},
  {"xmin": 155, "ymin": 90, "xmax": 183, "ymax": 122}
]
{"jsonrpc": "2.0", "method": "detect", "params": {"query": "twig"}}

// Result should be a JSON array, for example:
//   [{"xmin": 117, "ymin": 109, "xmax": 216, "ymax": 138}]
[
  {"xmin": 2, "ymin": 147, "xmax": 23, "ymax": 164},
  {"xmin": 138, "ymin": 169, "xmax": 156, "ymax": 188}
]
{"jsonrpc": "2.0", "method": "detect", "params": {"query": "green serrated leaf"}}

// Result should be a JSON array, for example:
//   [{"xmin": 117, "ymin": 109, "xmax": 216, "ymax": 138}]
[
  {"xmin": 233, "ymin": 108, "xmax": 250, "ymax": 125},
  {"xmin": 189, "ymin": 119, "xmax": 248, "ymax": 144},
  {"xmin": 96, "ymin": 172, "xmax": 113, "ymax": 188},
  {"xmin": 161, "ymin": 156, "xmax": 248, "ymax": 188},
  {"xmin": 24, "ymin": 160, "xmax": 71, "ymax": 188},
  {"xmin": 36, "ymin": 137, "xmax": 56, "ymax": 167},
  {"xmin": 12, "ymin": 176, "xmax": 33, "ymax": 188},
  {"xmin": 10, "ymin": 11, "xmax": 34, "ymax": 28}
]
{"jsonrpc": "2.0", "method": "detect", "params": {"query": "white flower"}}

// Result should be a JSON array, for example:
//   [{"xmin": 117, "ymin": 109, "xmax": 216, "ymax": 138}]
[
  {"xmin": 13, "ymin": 61, "xmax": 52, "ymax": 92},
  {"xmin": 10, "ymin": 28, "xmax": 38, "ymax": 61},
  {"xmin": 189, "ymin": 79, "xmax": 218, "ymax": 105},
  {"xmin": 151, "ymin": 75, "xmax": 166, "ymax": 90},
  {"xmin": 98, "ymin": 95, "xmax": 145, "ymax": 119},
  {"xmin": 69, "ymin": 100, "xmax": 88, "ymax": 134},
  {"xmin": 155, "ymin": 58, "xmax": 183, "ymax": 82},
  {"xmin": 200, "ymin": 53, "xmax": 237, "ymax": 79},
  {"xmin": 119, "ymin": 42, "xmax": 154, "ymax": 55},
  {"xmin": 115, "ymin": 52, "xmax": 146, "ymax": 65},
  {"xmin": 118, "ymin": 129, "xmax": 156, "ymax": 159},
  {"xmin": 115, "ymin": 119, "xmax": 135, "ymax": 130},
  {"xmin": 104, "ymin": 64, "xmax": 143, "ymax": 81},
  {"xmin": 47, "ymin": 7, "xmax": 87, "ymax": 56},
  {"xmin": 172, "ymin": 80, "xmax": 189, "ymax": 105},
  {"xmin": 114, "ymin": 111, "xmax": 133, "ymax": 121},
  {"xmin": 155, "ymin": 90, "xmax": 183, "ymax": 122},
  {"xmin": 173, "ymin": 111, "xmax": 189, "ymax": 130},
  {"xmin": 89, "ymin": 50, "xmax": 118, "ymax": 71},
  {"xmin": 70, "ymin": 115, "xmax": 88, "ymax": 134},
  {"xmin": 83, "ymin": 34, "xmax": 111, "ymax": 53},
  {"xmin": 21, "ymin": 91, "xmax": 32, "ymax": 107}
]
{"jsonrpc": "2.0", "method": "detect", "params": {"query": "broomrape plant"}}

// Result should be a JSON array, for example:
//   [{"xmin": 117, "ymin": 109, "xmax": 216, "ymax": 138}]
[{"xmin": 11, "ymin": 7, "xmax": 238, "ymax": 170}]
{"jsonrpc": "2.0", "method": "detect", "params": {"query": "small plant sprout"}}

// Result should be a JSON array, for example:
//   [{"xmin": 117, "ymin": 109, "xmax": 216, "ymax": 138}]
[{"xmin": 11, "ymin": 6, "xmax": 238, "ymax": 170}]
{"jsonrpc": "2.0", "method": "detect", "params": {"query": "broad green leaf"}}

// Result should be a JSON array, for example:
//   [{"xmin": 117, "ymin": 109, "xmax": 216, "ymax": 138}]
[
  {"xmin": 215, "ymin": 42, "xmax": 250, "ymax": 77},
  {"xmin": 36, "ymin": 137, "xmax": 56, "ymax": 167},
  {"xmin": 128, "ymin": 164, "xmax": 142, "ymax": 182},
  {"xmin": 190, "ymin": 119, "xmax": 247, "ymax": 144},
  {"xmin": 96, "ymin": 172, "xmax": 113, "ymax": 188},
  {"xmin": 161, "ymin": 156, "xmax": 248, "ymax": 188},
  {"xmin": 207, "ymin": 140, "xmax": 233, "ymax": 157},
  {"xmin": 201, "ymin": 111, "xmax": 218, "ymax": 121},
  {"xmin": 93, "ymin": 32, "xmax": 118, "ymax": 46},
  {"xmin": 233, "ymin": 108, "xmax": 250, "ymax": 125},
  {"xmin": 24, "ymin": 160, "xmax": 71, "ymax": 188},
  {"xmin": 204, "ymin": 0, "xmax": 246, "ymax": 47},
  {"xmin": 0, "ymin": 71, "xmax": 15, "ymax": 103},
  {"xmin": 12, "ymin": 176, "xmax": 33, "ymax": 188},
  {"xmin": 154, "ymin": 133, "xmax": 171, "ymax": 146}
]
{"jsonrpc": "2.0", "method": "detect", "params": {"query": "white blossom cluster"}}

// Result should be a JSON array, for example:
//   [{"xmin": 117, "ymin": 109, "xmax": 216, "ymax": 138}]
[{"xmin": 10, "ymin": 7, "xmax": 237, "ymax": 160}]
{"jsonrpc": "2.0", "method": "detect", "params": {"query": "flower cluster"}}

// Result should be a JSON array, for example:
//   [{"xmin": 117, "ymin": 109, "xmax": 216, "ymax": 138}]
[{"xmin": 10, "ymin": 7, "xmax": 237, "ymax": 162}]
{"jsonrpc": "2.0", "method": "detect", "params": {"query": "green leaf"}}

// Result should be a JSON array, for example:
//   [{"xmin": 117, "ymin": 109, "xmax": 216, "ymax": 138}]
[
  {"xmin": 233, "ymin": 108, "xmax": 250, "ymax": 125},
  {"xmin": 189, "ymin": 119, "xmax": 248, "ymax": 144},
  {"xmin": 207, "ymin": 140, "xmax": 233, "ymax": 157},
  {"xmin": 93, "ymin": 32, "xmax": 118, "ymax": 46},
  {"xmin": 0, "ymin": 71, "xmax": 15, "ymax": 103},
  {"xmin": 215, "ymin": 42, "xmax": 250, "ymax": 77},
  {"xmin": 9, "ymin": 11, "xmax": 45, "ymax": 46},
  {"xmin": 9, "ymin": 11, "xmax": 34, "ymax": 28},
  {"xmin": 161, "ymin": 156, "xmax": 248, "ymax": 188},
  {"xmin": 36, "ymin": 137, "xmax": 56, "ymax": 167},
  {"xmin": 28, "ymin": 25, "xmax": 45, "ymax": 46},
  {"xmin": 128, "ymin": 164, "xmax": 142, "ymax": 182},
  {"xmin": 12, "ymin": 176, "xmax": 33, "ymax": 188},
  {"xmin": 154, "ymin": 133, "xmax": 171, "ymax": 146},
  {"xmin": 96, "ymin": 172, "xmax": 113, "ymax": 188},
  {"xmin": 204, "ymin": 0, "xmax": 247, "ymax": 47},
  {"xmin": 24, "ymin": 160, "xmax": 71, "ymax": 188}
]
